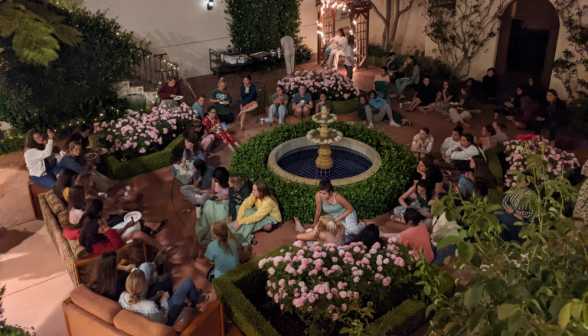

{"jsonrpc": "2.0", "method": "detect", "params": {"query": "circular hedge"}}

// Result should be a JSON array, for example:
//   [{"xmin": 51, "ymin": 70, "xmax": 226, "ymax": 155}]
[{"xmin": 230, "ymin": 120, "xmax": 417, "ymax": 223}]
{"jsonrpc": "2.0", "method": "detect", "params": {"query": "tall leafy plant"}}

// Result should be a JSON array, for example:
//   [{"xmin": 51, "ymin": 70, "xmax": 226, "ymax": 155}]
[{"xmin": 224, "ymin": 0, "xmax": 302, "ymax": 54}]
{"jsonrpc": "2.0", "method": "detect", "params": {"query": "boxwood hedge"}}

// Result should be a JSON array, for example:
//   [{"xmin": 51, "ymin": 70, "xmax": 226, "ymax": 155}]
[{"xmin": 230, "ymin": 119, "xmax": 417, "ymax": 223}]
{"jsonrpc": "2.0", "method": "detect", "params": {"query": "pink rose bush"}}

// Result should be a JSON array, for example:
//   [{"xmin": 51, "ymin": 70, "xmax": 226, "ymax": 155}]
[
  {"xmin": 93, "ymin": 103, "xmax": 199, "ymax": 160},
  {"xmin": 258, "ymin": 240, "xmax": 418, "ymax": 324},
  {"xmin": 277, "ymin": 70, "xmax": 358, "ymax": 102},
  {"xmin": 503, "ymin": 137, "xmax": 580, "ymax": 187}
]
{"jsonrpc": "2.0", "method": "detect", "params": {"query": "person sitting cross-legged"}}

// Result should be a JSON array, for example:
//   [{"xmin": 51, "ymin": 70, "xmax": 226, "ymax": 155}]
[
  {"xmin": 405, "ymin": 76, "xmax": 436, "ymax": 113},
  {"xmin": 315, "ymin": 91, "xmax": 332, "ymax": 115},
  {"xmin": 495, "ymin": 177, "xmax": 536, "ymax": 242},
  {"xmin": 389, "ymin": 180, "xmax": 434, "ymax": 228},
  {"xmin": 392, "ymin": 56, "xmax": 420, "ymax": 99},
  {"xmin": 435, "ymin": 125, "xmax": 463, "ymax": 169},
  {"xmin": 268, "ymin": 85, "xmax": 289, "ymax": 125},
  {"xmin": 202, "ymin": 106, "xmax": 240, "ymax": 152},
  {"xmin": 411, "ymin": 127, "xmax": 434, "ymax": 159},
  {"xmin": 157, "ymin": 76, "xmax": 182, "ymax": 108}
]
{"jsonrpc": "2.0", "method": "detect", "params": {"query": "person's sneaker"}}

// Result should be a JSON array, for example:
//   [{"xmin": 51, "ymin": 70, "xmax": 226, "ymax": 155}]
[
  {"xmin": 389, "ymin": 120, "xmax": 401, "ymax": 127},
  {"xmin": 401, "ymin": 119, "xmax": 412, "ymax": 126},
  {"xmin": 399, "ymin": 94, "xmax": 406, "ymax": 99},
  {"xmin": 367, "ymin": 122, "xmax": 374, "ymax": 129},
  {"xmin": 196, "ymin": 206, "xmax": 201, "ymax": 218}
]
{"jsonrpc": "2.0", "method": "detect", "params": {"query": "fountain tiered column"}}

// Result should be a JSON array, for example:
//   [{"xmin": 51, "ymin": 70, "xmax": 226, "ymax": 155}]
[{"xmin": 306, "ymin": 106, "xmax": 343, "ymax": 170}]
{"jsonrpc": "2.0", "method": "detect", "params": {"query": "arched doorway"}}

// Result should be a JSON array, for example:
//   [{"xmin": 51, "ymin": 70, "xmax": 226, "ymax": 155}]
[{"xmin": 494, "ymin": 0, "xmax": 559, "ymax": 94}]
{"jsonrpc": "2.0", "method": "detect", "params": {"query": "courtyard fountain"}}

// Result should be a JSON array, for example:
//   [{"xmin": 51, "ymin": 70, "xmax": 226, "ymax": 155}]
[{"xmin": 306, "ymin": 106, "xmax": 343, "ymax": 170}]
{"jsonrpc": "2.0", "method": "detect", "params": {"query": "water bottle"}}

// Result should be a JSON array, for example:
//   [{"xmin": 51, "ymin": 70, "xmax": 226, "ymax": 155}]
[
  {"xmin": 261, "ymin": 118, "xmax": 264, "ymax": 124},
  {"xmin": 278, "ymin": 49, "xmax": 281, "ymax": 58}
]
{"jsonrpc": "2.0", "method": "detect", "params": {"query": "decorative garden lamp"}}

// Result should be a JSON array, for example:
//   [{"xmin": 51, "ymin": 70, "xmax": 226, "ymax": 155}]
[{"xmin": 207, "ymin": 0, "xmax": 214, "ymax": 10}]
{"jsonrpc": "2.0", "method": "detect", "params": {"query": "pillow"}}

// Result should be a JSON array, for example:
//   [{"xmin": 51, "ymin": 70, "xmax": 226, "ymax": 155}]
[
  {"xmin": 45, "ymin": 190, "xmax": 67, "ymax": 216},
  {"xmin": 68, "ymin": 239, "xmax": 88, "ymax": 260}
]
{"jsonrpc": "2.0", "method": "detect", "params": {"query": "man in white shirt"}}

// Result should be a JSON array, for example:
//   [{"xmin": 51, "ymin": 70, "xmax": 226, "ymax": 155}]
[
  {"xmin": 435, "ymin": 125, "xmax": 464, "ymax": 168},
  {"xmin": 344, "ymin": 35, "xmax": 355, "ymax": 79},
  {"xmin": 445, "ymin": 133, "xmax": 486, "ymax": 171},
  {"xmin": 280, "ymin": 35, "xmax": 295, "ymax": 79}
]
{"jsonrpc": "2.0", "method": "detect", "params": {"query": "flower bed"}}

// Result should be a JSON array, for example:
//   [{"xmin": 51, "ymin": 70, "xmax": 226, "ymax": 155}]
[
  {"xmin": 278, "ymin": 70, "xmax": 358, "ymax": 102},
  {"xmin": 93, "ymin": 103, "xmax": 198, "ymax": 162},
  {"xmin": 503, "ymin": 135, "xmax": 580, "ymax": 187}
]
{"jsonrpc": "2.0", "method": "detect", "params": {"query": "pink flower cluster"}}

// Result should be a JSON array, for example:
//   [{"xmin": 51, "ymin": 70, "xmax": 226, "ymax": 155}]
[
  {"xmin": 93, "ymin": 103, "xmax": 198, "ymax": 160},
  {"xmin": 277, "ymin": 70, "xmax": 358, "ymax": 101},
  {"xmin": 259, "ymin": 240, "xmax": 416, "ymax": 321},
  {"xmin": 503, "ymin": 137, "xmax": 580, "ymax": 186}
]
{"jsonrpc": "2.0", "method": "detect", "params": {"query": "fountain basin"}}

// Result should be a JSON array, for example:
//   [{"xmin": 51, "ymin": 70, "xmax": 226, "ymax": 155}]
[{"xmin": 268, "ymin": 137, "xmax": 381, "ymax": 186}]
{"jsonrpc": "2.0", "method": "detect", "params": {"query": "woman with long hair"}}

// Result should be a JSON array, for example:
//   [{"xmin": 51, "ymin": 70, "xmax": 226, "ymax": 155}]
[
  {"xmin": 323, "ymin": 28, "xmax": 347, "ymax": 69},
  {"xmin": 24, "ymin": 129, "xmax": 59, "ymax": 189},
  {"xmin": 458, "ymin": 155, "xmax": 497, "ymax": 198},
  {"xmin": 230, "ymin": 181, "xmax": 282, "ymax": 243},
  {"xmin": 475, "ymin": 124, "xmax": 498, "ymax": 151},
  {"xmin": 431, "ymin": 80, "xmax": 455, "ymax": 115},
  {"xmin": 296, "ymin": 215, "xmax": 346, "ymax": 246},
  {"xmin": 411, "ymin": 157, "xmax": 444, "ymax": 195},
  {"xmin": 209, "ymin": 78, "xmax": 234, "ymax": 124},
  {"xmin": 171, "ymin": 131, "xmax": 205, "ymax": 184},
  {"xmin": 202, "ymin": 106, "xmax": 240, "ymax": 151},
  {"xmin": 53, "ymin": 169, "xmax": 77, "ymax": 203},
  {"xmin": 445, "ymin": 87, "xmax": 476, "ymax": 129},
  {"xmin": 392, "ymin": 55, "xmax": 420, "ymax": 99},
  {"xmin": 204, "ymin": 221, "xmax": 239, "ymax": 281},
  {"xmin": 390, "ymin": 180, "xmax": 434, "ymax": 228},
  {"xmin": 181, "ymin": 166, "xmax": 229, "ymax": 210},
  {"xmin": 444, "ymin": 133, "xmax": 486, "ymax": 172},
  {"xmin": 533, "ymin": 89, "xmax": 568, "ymax": 141},
  {"xmin": 237, "ymin": 75, "xmax": 258, "ymax": 131},
  {"xmin": 492, "ymin": 122, "xmax": 508, "ymax": 144},
  {"xmin": 268, "ymin": 85, "xmax": 289, "ymax": 125}
]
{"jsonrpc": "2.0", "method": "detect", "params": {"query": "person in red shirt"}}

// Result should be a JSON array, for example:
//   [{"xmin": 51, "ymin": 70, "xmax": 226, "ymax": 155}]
[
  {"xmin": 80, "ymin": 218, "xmax": 127, "ymax": 256},
  {"xmin": 398, "ymin": 208, "xmax": 435, "ymax": 263},
  {"xmin": 157, "ymin": 76, "xmax": 182, "ymax": 108}
]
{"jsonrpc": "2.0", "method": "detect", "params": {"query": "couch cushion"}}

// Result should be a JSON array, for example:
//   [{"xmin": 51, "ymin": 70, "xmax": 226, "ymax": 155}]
[
  {"xmin": 68, "ymin": 239, "xmax": 88, "ymax": 260},
  {"xmin": 64, "ymin": 303, "xmax": 128, "ymax": 336},
  {"xmin": 71, "ymin": 285, "xmax": 122, "ymax": 325},
  {"xmin": 45, "ymin": 190, "xmax": 67, "ymax": 216},
  {"xmin": 113, "ymin": 309, "xmax": 177, "ymax": 336},
  {"xmin": 58, "ymin": 211, "xmax": 71, "ymax": 229}
]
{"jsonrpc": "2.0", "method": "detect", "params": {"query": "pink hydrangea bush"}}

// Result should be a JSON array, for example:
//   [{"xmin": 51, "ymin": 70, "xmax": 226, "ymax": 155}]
[
  {"xmin": 258, "ymin": 240, "xmax": 418, "ymax": 325},
  {"xmin": 503, "ymin": 136, "xmax": 580, "ymax": 187},
  {"xmin": 277, "ymin": 70, "xmax": 359, "ymax": 101},
  {"xmin": 93, "ymin": 103, "xmax": 199, "ymax": 160}
]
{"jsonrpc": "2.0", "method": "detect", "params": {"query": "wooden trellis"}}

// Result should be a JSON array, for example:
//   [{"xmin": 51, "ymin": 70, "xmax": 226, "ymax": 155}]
[{"xmin": 316, "ymin": 0, "xmax": 371, "ymax": 69}]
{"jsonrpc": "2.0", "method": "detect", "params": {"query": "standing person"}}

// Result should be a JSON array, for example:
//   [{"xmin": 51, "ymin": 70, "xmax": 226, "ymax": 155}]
[
  {"xmin": 474, "ymin": 124, "xmax": 498, "ymax": 151},
  {"xmin": 209, "ymin": 78, "xmax": 234, "ymax": 124},
  {"xmin": 344, "ymin": 35, "xmax": 355, "ymax": 79},
  {"xmin": 435, "ymin": 125, "xmax": 463, "ymax": 168},
  {"xmin": 481, "ymin": 68, "xmax": 498, "ymax": 102},
  {"xmin": 281, "ymin": 34, "xmax": 296, "ymax": 79},
  {"xmin": 25, "ymin": 129, "xmax": 59, "ymax": 189},
  {"xmin": 191, "ymin": 94, "xmax": 206, "ymax": 119},
  {"xmin": 268, "ymin": 85, "xmax": 289, "ymax": 125},
  {"xmin": 411, "ymin": 127, "xmax": 434, "ymax": 159},
  {"xmin": 202, "ymin": 107, "xmax": 240, "ymax": 151},
  {"xmin": 315, "ymin": 91, "xmax": 332, "ymax": 114},
  {"xmin": 237, "ymin": 75, "xmax": 258, "ymax": 131},
  {"xmin": 385, "ymin": 52, "xmax": 402, "ymax": 80},
  {"xmin": 157, "ymin": 76, "xmax": 182, "ymax": 108},
  {"xmin": 321, "ymin": 28, "xmax": 347, "ymax": 68},
  {"xmin": 292, "ymin": 84, "xmax": 314, "ymax": 120},
  {"xmin": 392, "ymin": 56, "xmax": 420, "ymax": 99},
  {"xmin": 367, "ymin": 90, "xmax": 406, "ymax": 128},
  {"xmin": 405, "ymin": 76, "xmax": 437, "ymax": 113},
  {"xmin": 533, "ymin": 89, "xmax": 568, "ymax": 141},
  {"xmin": 205, "ymin": 222, "xmax": 239, "ymax": 281}
]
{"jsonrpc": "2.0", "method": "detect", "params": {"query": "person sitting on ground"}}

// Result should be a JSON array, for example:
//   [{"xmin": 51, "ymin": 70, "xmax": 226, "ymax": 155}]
[
  {"xmin": 367, "ymin": 90, "xmax": 402, "ymax": 128},
  {"xmin": 411, "ymin": 127, "xmax": 434, "ymax": 159},
  {"xmin": 390, "ymin": 180, "xmax": 434, "ymax": 228},
  {"xmin": 202, "ymin": 106, "xmax": 240, "ymax": 152},
  {"xmin": 189, "ymin": 120, "xmax": 215, "ymax": 157},
  {"xmin": 268, "ymin": 85, "xmax": 289, "ymax": 125},
  {"xmin": 315, "ymin": 91, "xmax": 332, "ymax": 115},
  {"xmin": 157, "ymin": 76, "xmax": 182, "ymax": 108},
  {"xmin": 445, "ymin": 87, "xmax": 476, "ymax": 129},
  {"xmin": 62, "ymin": 186, "xmax": 88, "ymax": 240},
  {"xmin": 398, "ymin": 208, "xmax": 434, "ymax": 262},
  {"xmin": 171, "ymin": 131, "xmax": 205, "ymax": 184},
  {"xmin": 373, "ymin": 67, "xmax": 394, "ymax": 100},
  {"xmin": 237, "ymin": 75, "xmax": 258, "ymax": 131},
  {"xmin": 119, "ymin": 270, "xmax": 211, "ymax": 325},
  {"xmin": 481, "ymin": 68, "xmax": 498, "ymax": 102},
  {"xmin": 53, "ymin": 169, "xmax": 77, "ymax": 203},
  {"xmin": 435, "ymin": 125, "xmax": 463, "ymax": 169},
  {"xmin": 458, "ymin": 155, "xmax": 497, "ymax": 199},
  {"xmin": 296, "ymin": 215, "xmax": 346, "ymax": 246},
  {"xmin": 524, "ymin": 77, "xmax": 542, "ymax": 102},
  {"xmin": 495, "ymin": 85, "xmax": 526, "ymax": 116},
  {"xmin": 58, "ymin": 140, "xmax": 116, "ymax": 192},
  {"xmin": 292, "ymin": 84, "xmax": 314, "ymax": 120},
  {"xmin": 191, "ymin": 94, "xmax": 206, "ymax": 119},
  {"xmin": 406, "ymin": 76, "xmax": 437, "ymax": 113},
  {"xmin": 181, "ymin": 166, "xmax": 229, "ymax": 211},
  {"xmin": 385, "ymin": 52, "xmax": 402, "ymax": 80},
  {"xmin": 492, "ymin": 122, "xmax": 508, "ymax": 144},
  {"xmin": 64, "ymin": 124, "xmax": 92, "ymax": 153},
  {"xmin": 209, "ymin": 78, "xmax": 234, "ymax": 124},
  {"xmin": 203, "ymin": 221, "xmax": 239, "ymax": 281},
  {"xmin": 25, "ymin": 129, "xmax": 59, "ymax": 189},
  {"xmin": 411, "ymin": 157, "xmax": 444, "ymax": 195},
  {"xmin": 506, "ymin": 97, "xmax": 540, "ymax": 129},
  {"xmin": 444, "ymin": 133, "xmax": 486, "ymax": 172},
  {"xmin": 294, "ymin": 178, "xmax": 364, "ymax": 242},
  {"xmin": 429, "ymin": 193, "xmax": 460, "ymax": 266},
  {"xmin": 392, "ymin": 56, "xmax": 420, "ymax": 99},
  {"xmin": 496, "ymin": 177, "xmax": 536, "ymax": 242},
  {"xmin": 75, "ymin": 172, "xmax": 142, "ymax": 213},
  {"xmin": 532, "ymin": 89, "xmax": 568, "ymax": 141},
  {"xmin": 475, "ymin": 124, "xmax": 498, "ymax": 151},
  {"xmin": 432, "ymin": 80, "xmax": 455, "ymax": 115},
  {"xmin": 180, "ymin": 160, "xmax": 215, "ymax": 210},
  {"xmin": 231, "ymin": 181, "xmax": 282, "ymax": 242},
  {"xmin": 321, "ymin": 28, "xmax": 347, "ymax": 69}
]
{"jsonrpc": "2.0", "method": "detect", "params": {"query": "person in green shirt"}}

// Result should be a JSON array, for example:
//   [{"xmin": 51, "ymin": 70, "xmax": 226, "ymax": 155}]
[
  {"xmin": 209, "ymin": 78, "xmax": 234, "ymax": 124},
  {"xmin": 315, "ymin": 91, "xmax": 332, "ymax": 114}
]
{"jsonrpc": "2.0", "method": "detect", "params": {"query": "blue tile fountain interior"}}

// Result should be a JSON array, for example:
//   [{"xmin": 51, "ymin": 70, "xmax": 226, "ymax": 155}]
[{"xmin": 277, "ymin": 145, "xmax": 373, "ymax": 180}]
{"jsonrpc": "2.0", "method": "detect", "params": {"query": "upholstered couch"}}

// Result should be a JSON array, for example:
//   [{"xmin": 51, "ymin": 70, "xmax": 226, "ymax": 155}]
[{"xmin": 63, "ymin": 285, "xmax": 225, "ymax": 336}]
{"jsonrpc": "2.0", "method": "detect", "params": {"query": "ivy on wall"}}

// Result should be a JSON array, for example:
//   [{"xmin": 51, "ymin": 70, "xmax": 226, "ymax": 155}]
[{"xmin": 224, "ymin": 0, "xmax": 303, "ymax": 54}]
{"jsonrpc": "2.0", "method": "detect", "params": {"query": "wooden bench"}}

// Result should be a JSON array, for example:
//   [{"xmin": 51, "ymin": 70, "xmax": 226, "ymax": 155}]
[{"xmin": 28, "ymin": 179, "xmax": 48, "ymax": 220}]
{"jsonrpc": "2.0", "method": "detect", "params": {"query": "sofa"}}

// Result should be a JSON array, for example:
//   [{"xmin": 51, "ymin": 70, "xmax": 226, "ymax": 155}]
[{"xmin": 63, "ymin": 284, "xmax": 225, "ymax": 336}]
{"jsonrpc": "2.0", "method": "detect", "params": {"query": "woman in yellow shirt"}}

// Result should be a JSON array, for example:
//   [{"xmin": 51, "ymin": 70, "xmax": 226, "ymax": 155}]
[{"xmin": 231, "ymin": 181, "xmax": 281, "ymax": 243}]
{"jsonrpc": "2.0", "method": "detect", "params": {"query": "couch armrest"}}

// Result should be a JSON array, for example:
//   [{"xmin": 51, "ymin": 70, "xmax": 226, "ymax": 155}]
[{"xmin": 180, "ymin": 300, "xmax": 224, "ymax": 336}]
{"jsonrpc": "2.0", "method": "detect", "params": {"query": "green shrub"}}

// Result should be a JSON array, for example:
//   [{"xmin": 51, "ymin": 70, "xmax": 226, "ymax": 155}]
[
  {"xmin": 368, "ymin": 43, "xmax": 392, "ymax": 58},
  {"xmin": 0, "ymin": 131, "xmax": 25, "ymax": 156},
  {"xmin": 230, "ymin": 120, "xmax": 416, "ymax": 223}
]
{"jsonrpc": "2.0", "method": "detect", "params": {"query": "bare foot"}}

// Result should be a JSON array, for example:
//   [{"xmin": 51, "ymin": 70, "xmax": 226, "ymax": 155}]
[
  {"xmin": 198, "ymin": 292, "xmax": 216, "ymax": 312},
  {"xmin": 294, "ymin": 217, "xmax": 305, "ymax": 233}
]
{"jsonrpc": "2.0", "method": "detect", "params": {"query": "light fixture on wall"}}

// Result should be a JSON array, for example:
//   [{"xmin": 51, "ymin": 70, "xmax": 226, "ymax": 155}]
[{"xmin": 207, "ymin": 0, "xmax": 214, "ymax": 10}]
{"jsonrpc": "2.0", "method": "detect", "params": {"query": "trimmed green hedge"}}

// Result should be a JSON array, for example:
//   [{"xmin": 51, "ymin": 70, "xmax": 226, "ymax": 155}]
[
  {"xmin": 108, "ymin": 134, "xmax": 184, "ymax": 180},
  {"xmin": 230, "ymin": 120, "xmax": 417, "ymax": 223},
  {"xmin": 214, "ymin": 245, "xmax": 455, "ymax": 336}
]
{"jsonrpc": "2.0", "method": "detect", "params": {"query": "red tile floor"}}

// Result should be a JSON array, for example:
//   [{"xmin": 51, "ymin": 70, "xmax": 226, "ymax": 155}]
[{"xmin": 1, "ymin": 57, "xmax": 585, "ymax": 335}]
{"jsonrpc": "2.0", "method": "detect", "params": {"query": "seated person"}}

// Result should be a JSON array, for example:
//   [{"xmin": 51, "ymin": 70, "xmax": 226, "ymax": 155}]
[
  {"xmin": 367, "ymin": 90, "xmax": 409, "ymax": 128},
  {"xmin": 373, "ymin": 67, "xmax": 394, "ymax": 100},
  {"xmin": 53, "ymin": 169, "xmax": 77, "ymax": 203},
  {"xmin": 315, "ymin": 91, "xmax": 332, "ymax": 115},
  {"xmin": 268, "ymin": 85, "xmax": 289, "ymax": 125},
  {"xmin": 209, "ymin": 78, "xmax": 234, "ymax": 124},
  {"xmin": 24, "ymin": 129, "xmax": 60, "ymax": 189},
  {"xmin": 64, "ymin": 124, "xmax": 94, "ymax": 154},
  {"xmin": 398, "ymin": 208, "xmax": 435, "ymax": 263},
  {"xmin": 230, "ymin": 181, "xmax": 282, "ymax": 243},
  {"xmin": 392, "ymin": 56, "xmax": 420, "ymax": 99},
  {"xmin": 355, "ymin": 94, "xmax": 370, "ymax": 121},
  {"xmin": 63, "ymin": 186, "xmax": 89, "ymax": 239},
  {"xmin": 481, "ymin": 68, "xmax": 498, "ymax": 102},
  {"xmin": 429, "ymin": 193, "xmax": 460, "ymax": 266},
  {"xmin": 171, "ymin": 131, "xmax": 205, "ymax": 184},
  {"xmin": 406, "ymin": 76, "xmax": 436, "ymax": 113},
  {"xmin": 294, "ymin": 178, "xmax": 364, "ymax": 242},
  {"xmin": 443, "ymin": 133, "xmax": 485, "ymax": 171},
  {"xmin": 191, "ymin": 94, "xmax": 206, "ymax": 119},
  {"xmin": 157, "ymin": 76, "xmax": 182, "ymax": 108},
  {"xmin": 58, "ymin": 140, "xmax": 116, "ymax": 191},
  {"xmin": 202, "ymin": 106, "xmax": 240, "ymax": 152},
  {"xmin": 296, "ymin": 215, "xmax": 346, "ymax": 247},
  {"xmin": 458, "ymin": 155, "xmax": 497, "ymax": 199},
  {"xmin": 119, "ymin": 270, "xmax": 210, "ymax": 325},
  {"xmin": 181, "ymin": 166, "xmax": 229, "ymax": 210},
  {"xmin": 492, "ymin": 122, "xmax": 508, "ymax": 144},
  {"xmin": 435, "ymin": 125, "xmax": 463, "ymax": 169},
  {"xmin": 75, "ymin": 172, "xmax": 141, "ymax": 213},
  {"xmin": 189, "ymin": 120, "xmax": 215, "ymax": 156},
  {"xmin": 496, "ymin": 178, "xmax": 536, "ymax": 242},
  {"xmin": 237, "ymin": 75, "xmax": 258, "ymax": 131},
  {"xmin": 321, "ymin": 28, "xmax": 347, "ymax": 68},
  {"xmin": 474, "ymin": 124, "xmax": 498, "ymax": 151},
  {"xmin": 385, "ymin": 52, "xmax": 402, "ymax": 80},
  {"xmin": 524, "ymin": 77, "xmax": 542, "ymax": 102},
  {"xmin": 431, "ymin": 80, "xmax": 455, "ymax": 115},
  {"xmin": 506, "ymin": 99, "xmax": 539, "ymax": 129},
  {"xmin": 494, "ymin": 85, "xmax": 526, "ymax": 116},
  {"xmin": 202, "ymin": 221, "xmax": 240, "ymax": 281},
  {"xmin": 411, "ymin": 127, "xmax": 434, "ymax": 159},
  {"xmin": 390, "ymin": 180, "xmax": 434, "ymax": 228},
  {"xmin": 445, "ymin": 87, "xmax": 477, "ymax": 129},
  {"xmin": 292, "ymin": 84, "xmax": 314, "ymax": 120},
  {"xmin": 411, "ymin": 157, "xmax": 444, "ymax": 195},
  {"xmin": 532, "ymin": 89, "xmax": 568, "ymax": 141}
]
